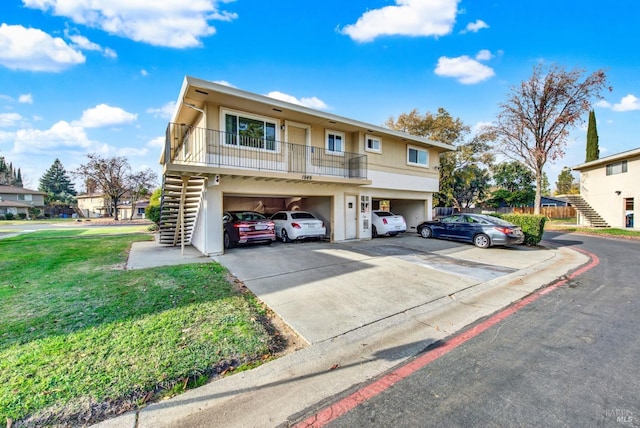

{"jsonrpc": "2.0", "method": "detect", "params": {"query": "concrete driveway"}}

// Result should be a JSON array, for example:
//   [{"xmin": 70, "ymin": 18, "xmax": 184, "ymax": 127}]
[{"xmin": 214, "ymin": 234, "xmax": 559, "ymax": 344}]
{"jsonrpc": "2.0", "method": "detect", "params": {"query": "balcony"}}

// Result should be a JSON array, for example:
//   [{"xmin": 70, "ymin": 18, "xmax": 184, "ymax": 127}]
[{"xmin": 164, "ymin": 123, "xmax": 368, "ymax": 181}]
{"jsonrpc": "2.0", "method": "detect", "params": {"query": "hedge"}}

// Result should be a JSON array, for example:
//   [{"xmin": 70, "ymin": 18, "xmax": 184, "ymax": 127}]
[{"xmin": 496, "ymin": 213, "xmax": 547, "ymax": 246}]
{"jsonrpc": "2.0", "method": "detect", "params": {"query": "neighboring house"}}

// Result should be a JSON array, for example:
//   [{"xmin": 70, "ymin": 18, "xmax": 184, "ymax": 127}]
[
  {"xmin": 540, "ymin": 196, "xmax": 569, "ymax": 207},
  {"xmin": 572, "ymin": 147, "xmax": 640, "ymax": 228},
  {"xmin": 0, "ymin": 185, "xmax": 46, "ymax": 219},
  {"xmin": 77, "ymin": 194, "xmax": 109, "ymax": 218},
  {"xmin": 158, "ymin": 76, "xmax": 454, "ymax": 255},
  {"xmin": 117, "ymin": 200, "xmax": 150, "ymax": 220}
]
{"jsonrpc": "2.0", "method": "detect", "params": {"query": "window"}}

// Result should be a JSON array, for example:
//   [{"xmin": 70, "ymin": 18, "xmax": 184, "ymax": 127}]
[
  {"xmin": 365, "ymin": 134, "xmax": 381, "ymax": 153},
  {"xmin": 223, "ymin": 110, "xmax": 277, "ymax": 151},
  {"xmin": 606, "ymin": 160, "xmax": 627, "ymax": 176},
  {"xmin": 407, "ymin": 145, "xmax": 429, "ymax": 167},
  {"xmin": 17, "ymin": 194, "xmax": 32, "ymax": 201},
  {"xmin": 325, "ymin": 130, "xmax": 345, "ymax": 155}
]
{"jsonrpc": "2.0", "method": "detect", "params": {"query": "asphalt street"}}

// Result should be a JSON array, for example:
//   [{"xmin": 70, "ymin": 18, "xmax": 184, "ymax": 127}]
[{"xmin": 308, "ymin": 232, "xmax": 640, "ymax": 427}]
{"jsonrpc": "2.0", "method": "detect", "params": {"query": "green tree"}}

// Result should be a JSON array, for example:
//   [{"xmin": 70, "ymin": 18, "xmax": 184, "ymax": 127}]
[
  {"xmin": 145, "ymin": 188, "xmax": 162, "ymax": 224},
  {"xmin": 385, "ymin": 108, "xmax": 493, "ymax": 208},
  {"xmin": 127, "ymin": 169, "xmax": 157, "ymax": 220},
  {"xmin": 0, "ymin": 156, "xmax": 23, "ymax": 187},
  {"xmin": 39, "ymin": 159, "xmax": 77, "ymax": 207},
  {"xmin": 487, "ymin": 161, "xmax": 536, "ymax": 207},
  {"xmin": 555, "ymin": 166, "xmax": 579, "ymax": 195},
  {"xmin": 489, "ymin": 64, "xmax": 610, "ymax": 214},
  {"xmin": 585, "ymin": 110, "xmax": 599, "ymax": 162}
]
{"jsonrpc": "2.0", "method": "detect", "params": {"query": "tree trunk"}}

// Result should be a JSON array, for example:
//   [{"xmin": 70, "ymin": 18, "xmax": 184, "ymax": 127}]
[
  {"xmin": 534, "ymin": 168, "xmax": 542, "ymax": 215},
  {"xmin": 113, "ymin": 196, "xmax": 119, "ymax": 220}
]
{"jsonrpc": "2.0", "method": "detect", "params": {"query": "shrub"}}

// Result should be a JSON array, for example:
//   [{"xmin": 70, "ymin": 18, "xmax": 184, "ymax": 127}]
[
  {"xmin": 498, "ymin": 213, "xmax": 547, "ymax": 246},
  {"xmin": 146, "ymin": 204, "xmax": 161, "ymax": 224},
  {"xmin": 4, "ymin": 212, "xmax": 15, "ymax": 221},
  {"xmin": 17, "ymin": 213, "xmax": 27, "ymax": 220}
]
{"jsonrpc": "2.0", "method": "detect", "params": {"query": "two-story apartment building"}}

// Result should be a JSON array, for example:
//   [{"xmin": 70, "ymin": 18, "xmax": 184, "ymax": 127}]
[
  {"xmin": 572, "ymin": 147, "xmax": 640, "ymax": 229},
  {"xmin": 0, "ymin": 185, "xmax": 46, "ymax": 219},
  {"xmin": 159, "ymin": 76, "xmax": 454, "ymax": 255}
]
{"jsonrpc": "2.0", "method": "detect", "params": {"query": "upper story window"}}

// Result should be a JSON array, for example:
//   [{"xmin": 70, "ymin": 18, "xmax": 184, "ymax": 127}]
[
  {"xmin": 223, "ymin": 109, "xmax": 278, "ymax": 151},
  {"xmin": 407, "ymin": 145, "xmax": 429, "ymax": 168},
  {"xmin": 606, "ymin": 160, "xmax": 627, "ymax": 176},
  {"xmin": 17, "ymin": 194, "xmax": 32, "ymax": 201},
  {"xmin": 326, "ymin": 130, "xmax": 345, "ymax": 155},
  {"xmin": 365, "ymin": 134, "xmax": 381, "ymax": 153}
]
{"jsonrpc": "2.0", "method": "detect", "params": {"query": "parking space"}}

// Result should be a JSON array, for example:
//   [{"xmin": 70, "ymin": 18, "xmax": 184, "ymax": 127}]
[{"xmin": 214, "ymin": 233, "xmax": 547, "ymax": 343}]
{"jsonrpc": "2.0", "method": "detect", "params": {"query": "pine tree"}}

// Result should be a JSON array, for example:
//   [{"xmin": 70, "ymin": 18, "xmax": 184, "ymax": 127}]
[
  {"xmin": 0, "ymin": 156, "xmax": 9, "ymax": 185},
  {"xmin": 39, "ymin": 158, "xmax": 77, "ymax": 204},
  {"xmin": 585, "ymin": 110, "xmax": 599, "ymax": 162},
  {"xmin": 555, "ymin": 167, "xmax": 578, "ymax": 195}
]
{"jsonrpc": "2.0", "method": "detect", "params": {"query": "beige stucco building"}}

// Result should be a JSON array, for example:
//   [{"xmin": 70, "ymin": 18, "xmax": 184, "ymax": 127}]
[
  {"xmin": 159, "ymin": 76, "xmax": 454, "ymax": 255},
  {"xmin": 0, "ymin": 185, "xmax": 46, "ymax": 219},
  {"xmin": 573, "ymin": 147, "xmax": 639, "ymax": 229}
]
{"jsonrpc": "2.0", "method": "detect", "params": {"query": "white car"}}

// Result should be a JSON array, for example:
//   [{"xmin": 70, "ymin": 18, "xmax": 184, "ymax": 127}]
[
  {"xmin": 270, "ymin": 211, "xmax": 327, "ymax": 242},
  {"xmin": 371, "ymin": 210, "xmax": 406, "ymax": 237}
]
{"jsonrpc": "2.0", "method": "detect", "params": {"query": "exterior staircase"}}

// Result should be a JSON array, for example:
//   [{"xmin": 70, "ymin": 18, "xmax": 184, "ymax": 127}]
[
  {"xmin": 565, "ymin": 195, "xmax": 610, "ymax": 228},
  {"xmin": 158, "ymin": 174, "xmax": 207, "ymax": 246}
]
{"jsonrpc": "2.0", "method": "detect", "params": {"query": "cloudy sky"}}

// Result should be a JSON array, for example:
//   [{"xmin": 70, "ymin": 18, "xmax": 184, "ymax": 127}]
[{"xmin": 1, "ymin": 0, "xmax": 639, "ymax": 190}]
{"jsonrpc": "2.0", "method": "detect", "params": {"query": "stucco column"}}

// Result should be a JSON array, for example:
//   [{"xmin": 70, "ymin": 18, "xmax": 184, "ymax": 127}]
[{"xmin": 197, "ymin": 184, "xmax": 223, "ymax": 256}]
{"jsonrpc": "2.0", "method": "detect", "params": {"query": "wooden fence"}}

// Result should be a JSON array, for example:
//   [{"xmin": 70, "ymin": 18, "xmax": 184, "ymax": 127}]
[{"xmin": 435, "ymin": 206, "xmax": 576, "ymax": 219}]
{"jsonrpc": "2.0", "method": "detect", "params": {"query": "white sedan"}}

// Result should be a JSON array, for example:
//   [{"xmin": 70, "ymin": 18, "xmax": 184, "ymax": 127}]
[
  {"xmin": 270, "ymin": 210, "xmax": 327, "ymax": 242},
  {"xmin": 371, "ymin": 210, "xmax": 406, "ymax": 237}
]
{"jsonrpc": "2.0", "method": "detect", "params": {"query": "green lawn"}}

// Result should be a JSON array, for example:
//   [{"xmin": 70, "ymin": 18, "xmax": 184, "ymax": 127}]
[{"xmin": 0, "ymin": 230, "xmax": 276, "ymax": 426}]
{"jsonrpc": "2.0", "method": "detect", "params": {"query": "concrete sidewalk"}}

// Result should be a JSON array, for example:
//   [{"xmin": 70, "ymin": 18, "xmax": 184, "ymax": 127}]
[{"xmin": 98, "ymin": 237, "xmax": 588, "ymax": 428}]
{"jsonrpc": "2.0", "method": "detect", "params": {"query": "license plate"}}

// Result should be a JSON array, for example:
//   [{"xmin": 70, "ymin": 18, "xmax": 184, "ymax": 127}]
[{"xmin": 254, "ymin": 224, "xmax": 267, "ymax": 230}]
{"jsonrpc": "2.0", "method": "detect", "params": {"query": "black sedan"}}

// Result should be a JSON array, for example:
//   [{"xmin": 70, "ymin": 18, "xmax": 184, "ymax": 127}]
[{"xmin": 417, "ymin": 213, "xmax": 525, "ymax": 248}]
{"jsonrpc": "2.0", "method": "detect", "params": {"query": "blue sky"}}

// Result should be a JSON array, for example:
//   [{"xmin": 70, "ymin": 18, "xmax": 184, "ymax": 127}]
[{"xmin": 1, "ymin": 0, "xmax": 639, "ymax": 191}]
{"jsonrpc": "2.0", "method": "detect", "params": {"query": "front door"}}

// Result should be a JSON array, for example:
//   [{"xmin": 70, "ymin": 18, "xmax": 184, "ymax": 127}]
[{"xmin": 345, "ymin": 195, "xmax": 357, "ymax": 239}]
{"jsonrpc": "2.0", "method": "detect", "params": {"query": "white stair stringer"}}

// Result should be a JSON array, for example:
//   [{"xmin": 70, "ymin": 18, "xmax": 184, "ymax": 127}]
[{"xmin": 158, "ymin": 174, "xmax": 207, "ymax": 246}]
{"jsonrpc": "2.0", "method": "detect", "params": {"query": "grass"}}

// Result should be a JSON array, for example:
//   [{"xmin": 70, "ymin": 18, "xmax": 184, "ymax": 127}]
[
  {"xmin": 0, "ymin": 230, "xmax": 275, "ymax": 426},
  {"xmin": 545, "ymin": 218, "xmax": 640, "ymax": 239}
]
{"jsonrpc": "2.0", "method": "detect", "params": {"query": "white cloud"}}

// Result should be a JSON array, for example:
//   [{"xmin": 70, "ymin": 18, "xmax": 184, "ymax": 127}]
[
  {"xmin": 213, "ymin": 80, "xmax": 235, "ymax": 87},
  {"xmin": 66, "ymin": 32, "xmax": 118, "ymax": 58},
  {"xmin": 116, "ymin": 147, "xmax": 148, "ymax": 156},
  {"xmin": 266, "ymin": 91, "xmax": 330, "ymax": 110},
  {"xmin": 147, "ymin": 136, "xmax": 165, "ymax": 149},
  {"xmin": 341, "ymin": 0, "xmax": 459, "ymax": 42},
  {"xmin": 12, "ymin": 121, "xmax": 94, "ymax": 154},
  {"xmin": 434, "ymin": 55, "xmax": 495, "ymax": 84},
  {"xmin": 23, "ymin": 0, "xmax": 238, "ymax": 48},
  {"xmin": 462, "ymin": 19, "xmax": 489, "ymax": 33},
  {"xmin": 140, "ymin": 69, "xmax": 149, "ymax": 76},
  {"xmin": 147, "ymin": 101, "xmax": 177, "ymax": 119},
  {"xmin": 0, "ymin": 23, "xmax": 85, "ymax": 72},
  {"xmin": 475, "ymin": 49, "xmax": 493, "ymax": 61},
  {"xmin": 73, "ymin": 104, "xmax": 138, "ymax": 128},
  {"xmin": 0, "ymin": 113, "xmax": 24, "ymax": 127},
  {"xmin": 606, "ymin": 94, "xmax": 640, "ymax": 112},
  {"xmin": 18, "ymin": 94, "xmax": 34, "ymax": 104}
]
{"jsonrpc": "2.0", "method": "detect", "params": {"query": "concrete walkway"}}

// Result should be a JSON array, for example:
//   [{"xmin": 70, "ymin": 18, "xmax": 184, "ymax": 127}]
[{"xmin": 97, "ymin": 236, "xmax": 588, "ymax": 428}]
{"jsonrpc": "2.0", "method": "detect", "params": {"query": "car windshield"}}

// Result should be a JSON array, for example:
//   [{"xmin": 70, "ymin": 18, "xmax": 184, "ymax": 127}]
[
  {"xmin": 375, "ymin": 211, "xmax": 393, "ymax": 217},
  {"xmin": 481, "ymin": 216, "xmax": 513, "ymax": 226},
  {"xmin": 291, "ymin": 212, "xmax": 316, "ymax": 219}
]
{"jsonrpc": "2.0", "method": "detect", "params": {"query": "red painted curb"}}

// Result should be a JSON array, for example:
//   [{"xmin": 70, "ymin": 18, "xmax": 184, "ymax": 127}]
[{"xmin": 294, "ymin": 246, "xmax": 600, "ymax": 428}]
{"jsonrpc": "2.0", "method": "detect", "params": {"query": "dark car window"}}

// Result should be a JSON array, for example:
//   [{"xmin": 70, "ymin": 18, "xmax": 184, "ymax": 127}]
[
  {"xmin": 271, "ymin": 212, "xmax": 286, "ymax": 220},
  {"xmin": 464, "ymin": 216, "xmax": 478, "ymax": 223},
  {"xmin": 291, "ymin": 212, "xmax": 316, "ymax": 219},
  {"xmin": 442, "ymin": 215, "xmax": 462, "ymax": 223},
  {"xmin": 374, "ymin": 211, "xmax": 392, "ymax": 217}
]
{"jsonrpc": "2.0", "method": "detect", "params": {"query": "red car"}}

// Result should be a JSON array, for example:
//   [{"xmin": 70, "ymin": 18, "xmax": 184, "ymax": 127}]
[{"xmin": 223, "ymin": 211, "xmax": 276, "ymax": 248}]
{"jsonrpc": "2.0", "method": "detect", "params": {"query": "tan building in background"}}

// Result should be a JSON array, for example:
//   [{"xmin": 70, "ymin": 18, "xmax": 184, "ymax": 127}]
[{"xmin": 573, "ymin": 147, "xmax": 639, "ymax": 229}]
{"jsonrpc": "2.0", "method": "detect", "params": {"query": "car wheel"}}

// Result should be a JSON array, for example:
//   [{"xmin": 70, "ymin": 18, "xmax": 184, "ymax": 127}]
[
  {"xmin": 474, "ymin": 233, "xmax": 490, "ymax": 249},
  {"xmin": 372, "ymin": 225, "xmax": 378, "ymax": 238},
  {"xmin": 223, "ymin": 232, "xmax": 231, "ymax": 249},
  {"xmin": 281, "ymin": 229, "xmax": 290, "ymax": 243},
  {"xmin": 420, "ymin": 227, "xmax": 432, "ymax": 239}
]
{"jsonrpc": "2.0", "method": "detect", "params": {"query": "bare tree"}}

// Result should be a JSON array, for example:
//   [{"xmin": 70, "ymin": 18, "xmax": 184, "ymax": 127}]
[
  {"xmin": 489, "ymin": 64, "xmax": 610, "ymax": 213},
  {"xmin": 127, "ymin": 168, "xmax": 157, "ymax": 220},
  {"xmin": 75, "ymin": 155, "xmax": 158, "ymax": 221}
]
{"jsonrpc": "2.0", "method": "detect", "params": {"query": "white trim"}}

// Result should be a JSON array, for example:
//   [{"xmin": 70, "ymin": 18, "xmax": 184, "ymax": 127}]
[
  {"xmin": 406, "ymin": 145, "xmax": 429, "ymax": 168},
  {"xmin": 220, "ymin": 107, "xmax": 281, "ymax": 152},
  {"xmin": 365, "ymin": 134, "xmax": 381, "ymax": 154}
]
